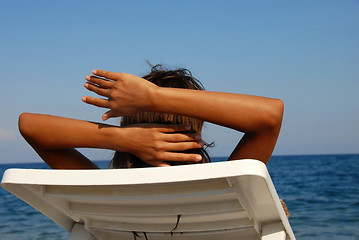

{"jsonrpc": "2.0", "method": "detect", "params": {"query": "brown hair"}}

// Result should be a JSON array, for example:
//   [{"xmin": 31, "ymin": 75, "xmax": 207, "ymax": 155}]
[{"xmin": 110, "ymin": 65, "xmax": 212, "ymax": 168}]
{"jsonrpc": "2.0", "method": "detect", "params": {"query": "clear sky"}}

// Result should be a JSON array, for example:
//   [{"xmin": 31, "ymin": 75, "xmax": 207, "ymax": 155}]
[{"xmin": 0, "ymin": 0, "xmax": 358, "ymax": 164}]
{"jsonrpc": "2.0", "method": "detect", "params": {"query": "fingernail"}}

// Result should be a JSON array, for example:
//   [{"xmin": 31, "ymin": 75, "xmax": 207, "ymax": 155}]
[
  {"xmin": 196, "ymin": 155, "xmax": 202, "ymax": 161},
  {"xmin": 84, "ymin": 83, "xmax": 89, "ymax": 88},
  {"xmin": 92, "ymin": 70, "xmax": 97, "ymax": 74},
  {"xmin": 82, "ymin": 96, "xmax": 87, "ymax": 102},
  {"xmin": 85, "ymin": 75, "xmax": 90, "ymax": 80},
  {"xmin": 195, "ymin": 134, "xmax": 201, "ymax": 140},
  {"xmin": 199, "ymin": 141, "xmax": 204, "ymax": 147}
]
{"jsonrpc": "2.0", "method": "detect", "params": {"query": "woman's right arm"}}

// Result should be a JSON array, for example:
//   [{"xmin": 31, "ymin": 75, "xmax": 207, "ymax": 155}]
[
  {"xmin": 18, "ymin": 113, "xmax": 203, "ymax": 169},
  {"xmin": 82, "ymin": 70, "xmax": 284, "ymax": 164}
]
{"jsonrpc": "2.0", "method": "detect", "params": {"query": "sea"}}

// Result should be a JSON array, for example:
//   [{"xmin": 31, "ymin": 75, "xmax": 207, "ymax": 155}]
[{"xmin": 0, "ymin": 154, "xmax": 358, "ymax": 240}]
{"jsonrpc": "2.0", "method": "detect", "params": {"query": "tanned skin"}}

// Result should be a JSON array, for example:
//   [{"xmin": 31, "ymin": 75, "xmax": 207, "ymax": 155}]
[{"xmin": 19, "ymin": 69, "xmax": 283, "ymax": 169}]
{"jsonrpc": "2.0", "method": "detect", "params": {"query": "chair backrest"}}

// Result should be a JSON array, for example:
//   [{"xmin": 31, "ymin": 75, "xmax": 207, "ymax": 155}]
[{"xmin": 1, "ymin": 159, "xmax": 295, "ymax": 240}]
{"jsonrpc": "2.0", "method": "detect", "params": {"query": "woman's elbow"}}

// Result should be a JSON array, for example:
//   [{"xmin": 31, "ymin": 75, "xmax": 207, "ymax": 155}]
[
  {"xmin": 18, "ymin": 112, "xmax": 34, "ymax": 139},
  {"xmin": 264, "ymin": 99, "xmax": 284, "ymax": 131}
]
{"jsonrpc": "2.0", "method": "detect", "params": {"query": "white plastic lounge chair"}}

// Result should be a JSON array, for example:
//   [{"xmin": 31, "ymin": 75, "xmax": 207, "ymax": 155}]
[{"xmin": 1, "ymin": 159, "xmax": 295, "ymax": 240}]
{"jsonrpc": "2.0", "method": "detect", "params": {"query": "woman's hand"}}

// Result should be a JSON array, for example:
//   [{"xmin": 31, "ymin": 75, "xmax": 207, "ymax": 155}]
[
  {"xmin": 113, "ymin": 124, "xmax": 204, "ymax": 167},
  {"xmin": 82, "ymin": 70, "xmax": 157, "ymax": 120}
]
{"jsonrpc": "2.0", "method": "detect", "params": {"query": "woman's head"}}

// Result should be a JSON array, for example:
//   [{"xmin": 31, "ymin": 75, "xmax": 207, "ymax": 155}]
[
  {"xmin": 110, "ymin": 65, "xmax": 211, "ymax": 168},
  {"xmin": 121, "ymin": 66, "xmax": 205, "ymax": 134}
]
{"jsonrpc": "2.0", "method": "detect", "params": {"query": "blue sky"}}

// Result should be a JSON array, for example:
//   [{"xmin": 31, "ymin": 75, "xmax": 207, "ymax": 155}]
[{"xmin": 0, "ymin": 0, "xmax": 358, "ymax": 164}]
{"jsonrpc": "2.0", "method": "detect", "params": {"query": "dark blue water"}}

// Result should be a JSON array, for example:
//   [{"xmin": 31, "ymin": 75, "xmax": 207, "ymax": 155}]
[{"xmin": 1, "ymin": 154, "xmax": 358, "ymax": 239}]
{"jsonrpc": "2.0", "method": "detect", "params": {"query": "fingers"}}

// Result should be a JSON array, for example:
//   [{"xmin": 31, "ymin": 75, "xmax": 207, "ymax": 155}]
[
  {"xmin": 92, "ymin": 69, "xmax": 122, "ymax": 81},
  {"xmin": 163, "ymin": 132, "xmax": 201, "ymax": 142},
  {"xmin": 157, "ymin": 124, "xmax": 192, "ymax": 133},
  {"xmin": 149, "ymin": 154, "xmax": 202, "ymax": 167},
  {"xmin": 85, "ymin": 75, "xmax": 113, "ymax": 89},
  {"xmin": 83, "ymin": 74, "xmax": 112, "ymax": 110},
  {"xmin": 151, "ymin": 139, "xmax": 203, "ymax": 159},
  {"xmin": 145, "ymin": 152, "xmax": 202, "ymax": 167},
  {"xmin": 143, "ymin": 150, "xmax": 203, "ymax": 167},
  {"xmin": 163, "ymin": 141, "xmax": 204, "ymax": 152},
  {"xmin": 157, "ymin": 125, "xmax": 201, "ymax": 142},
  {"xmin": 159, "ymin": 152, "xmax": 203, "ymax": 162},
  {"xmin": 82, "ymin": 96, "xmax": 110, "ymax": 108},
  {"xmin": 84, "ymin": 82, "xmax": 110, "ymax": 97},
  {"xmin": 102, "ymin": 110, "xmax": 114, "ymax": 121}
]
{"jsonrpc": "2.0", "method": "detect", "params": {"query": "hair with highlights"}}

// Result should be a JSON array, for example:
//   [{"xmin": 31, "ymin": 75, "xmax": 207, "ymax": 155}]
[{"xmin": 110, "ymin": 65, "xmax": 212, "ymax": 168}]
